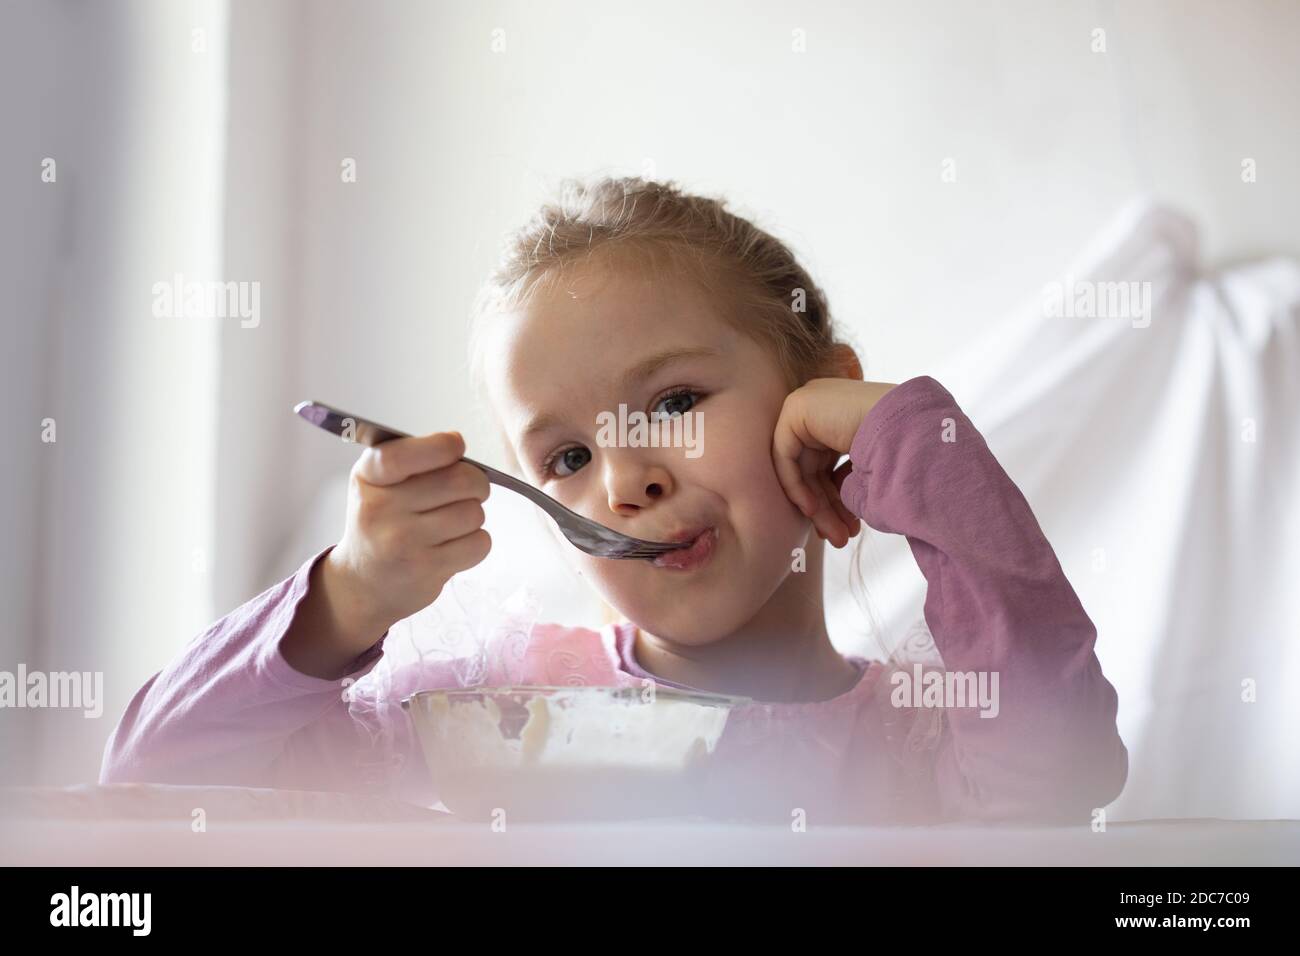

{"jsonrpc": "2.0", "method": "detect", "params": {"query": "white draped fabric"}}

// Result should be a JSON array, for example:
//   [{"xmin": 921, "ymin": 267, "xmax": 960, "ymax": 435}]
[{"xmin": 827, "ymin": 199, "xmax": 1300, "ymax": 820}]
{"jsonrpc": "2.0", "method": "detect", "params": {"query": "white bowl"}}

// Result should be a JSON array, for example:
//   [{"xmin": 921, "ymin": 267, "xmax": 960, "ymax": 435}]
[{"xmin": 401, "ymin": 684, "xmax": 748, "ymax": 821}]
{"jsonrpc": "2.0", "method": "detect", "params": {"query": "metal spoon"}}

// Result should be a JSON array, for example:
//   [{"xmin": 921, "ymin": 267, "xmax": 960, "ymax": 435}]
[{"xmin": 294, "ymin": 400, "xmax": 691, "ymax": 560}]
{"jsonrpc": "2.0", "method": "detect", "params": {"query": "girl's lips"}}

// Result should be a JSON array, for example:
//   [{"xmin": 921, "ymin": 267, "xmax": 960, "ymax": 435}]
[{"xmin": 652, "ymin": 527, "xmax": 717, "ymax": 571}]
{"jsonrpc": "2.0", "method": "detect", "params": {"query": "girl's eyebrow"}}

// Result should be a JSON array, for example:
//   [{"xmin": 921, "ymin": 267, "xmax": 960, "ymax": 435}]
[
  {"xmin": 519, "ymin": 345, "xmax": 720, "ymax": 444},
  {"xmin": 616, "ymin": 345, "xmax": 720, "ymax": 392}
]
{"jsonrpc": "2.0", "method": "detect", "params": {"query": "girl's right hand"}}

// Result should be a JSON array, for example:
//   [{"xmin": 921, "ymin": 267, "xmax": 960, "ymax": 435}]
[{"xmin": 329, "ymin": 430, "xmax": 493, "ymax": 631}]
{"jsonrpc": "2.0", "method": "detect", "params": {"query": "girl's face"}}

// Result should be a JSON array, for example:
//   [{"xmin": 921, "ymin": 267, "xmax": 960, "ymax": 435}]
[{"xmin": 482, "ymin": 261, "xmax": 817, "ymax": 644}]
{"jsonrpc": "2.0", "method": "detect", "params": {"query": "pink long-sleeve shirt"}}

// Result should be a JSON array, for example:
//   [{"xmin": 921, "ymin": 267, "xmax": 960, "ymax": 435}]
[{"xmin": 101, "ymin": 376, "xmax": 1128, "ymax": 823}]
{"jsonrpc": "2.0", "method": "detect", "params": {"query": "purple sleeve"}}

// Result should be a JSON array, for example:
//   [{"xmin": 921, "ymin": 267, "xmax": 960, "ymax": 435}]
[
  {"xmin": 99, "ymin": 545, "xmax": 393, "ymax": 792},
  {"xmin": 838, "ymin": 376, "xmax": 1129, "ymax": 823}
]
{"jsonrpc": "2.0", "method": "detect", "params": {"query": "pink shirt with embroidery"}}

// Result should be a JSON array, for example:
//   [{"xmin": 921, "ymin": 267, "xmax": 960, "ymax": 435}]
[{"xmin": 100, "ymin": 376, "xmax": 1129, "ymax": 823}]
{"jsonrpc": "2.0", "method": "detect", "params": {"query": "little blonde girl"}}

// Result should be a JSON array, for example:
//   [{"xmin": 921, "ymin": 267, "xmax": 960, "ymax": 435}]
[{"xmin": 101, "ymin": 177, "xmax": 1127, "ymax": 824}]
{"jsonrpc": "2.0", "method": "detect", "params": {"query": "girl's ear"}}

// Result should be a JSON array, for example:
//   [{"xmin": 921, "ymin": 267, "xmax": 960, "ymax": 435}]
[{"xmin": 824, "ymin": 343, "xmax": 864, "ymax": 381}]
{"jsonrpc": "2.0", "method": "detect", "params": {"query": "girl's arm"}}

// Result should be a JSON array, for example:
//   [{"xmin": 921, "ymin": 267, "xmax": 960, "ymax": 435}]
[
  {"xmin": 838, "ymin": 376, "xmax": 1129, "ymax": 823},
  {"xmin": 99, "ymin": 545, "xmax": 398, "ymax": 793}
]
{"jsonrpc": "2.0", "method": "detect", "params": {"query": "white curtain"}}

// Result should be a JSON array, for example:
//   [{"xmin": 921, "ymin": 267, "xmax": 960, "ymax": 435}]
[
  {"xmin": 826, "ymin": 200, "xmax": 1300, "ymax": 820},
  {"xmin": 2, "ymin": 0, "xmax": 229, "ymax": 785}
]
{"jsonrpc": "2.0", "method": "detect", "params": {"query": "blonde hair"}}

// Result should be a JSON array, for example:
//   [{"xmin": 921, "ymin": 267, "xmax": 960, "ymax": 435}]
[{"xmin": 466, "ymin": 176, "xmax": 885, "ymax": 652}]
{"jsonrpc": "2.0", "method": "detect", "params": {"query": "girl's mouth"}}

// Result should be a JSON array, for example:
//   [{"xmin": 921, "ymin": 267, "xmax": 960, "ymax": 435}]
[{"xmin": 652, "ymin": 527, "xmax": 717, "ymax": 572}]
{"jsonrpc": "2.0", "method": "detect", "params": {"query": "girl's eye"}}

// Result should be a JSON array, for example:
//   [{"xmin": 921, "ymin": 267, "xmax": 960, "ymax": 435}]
[
  {"xmin": 538, "ymin": 388, "xmax": 704, "ymax": 480},
  {"xmin": 653, "ymin": 387, "xmax": 700, "ymax": 419},
  {"xmin": 542, "ymin": 445, "xmax": 591, "ymax": 479}
]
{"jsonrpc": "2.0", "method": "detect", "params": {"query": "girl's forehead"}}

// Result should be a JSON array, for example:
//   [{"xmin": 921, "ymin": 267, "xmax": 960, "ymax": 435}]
[
  {"xmin": 492, "ymin": 270, "xmax": 731, "ymax": 372},
  {"xmin": 481, "ymin": 288, "xmax": 740, "ymax": 439}
]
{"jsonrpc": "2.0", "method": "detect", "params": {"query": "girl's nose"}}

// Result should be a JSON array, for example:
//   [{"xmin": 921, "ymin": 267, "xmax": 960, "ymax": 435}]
[{"xmin": 603, "ymin": 455, "xmax": 673, "ymax": 515}]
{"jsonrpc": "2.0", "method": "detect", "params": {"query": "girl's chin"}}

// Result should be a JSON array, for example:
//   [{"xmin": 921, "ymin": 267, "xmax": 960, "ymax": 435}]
[{"xmin": 618, "ymin": 591, "xmax": 759, "ymax": 643}]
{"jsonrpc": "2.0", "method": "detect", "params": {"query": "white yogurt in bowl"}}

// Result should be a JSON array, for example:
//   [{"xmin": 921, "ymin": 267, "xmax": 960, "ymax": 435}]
[{"xmin": 401, "ymin": 685, "xmax": 748, "ymax": 821}]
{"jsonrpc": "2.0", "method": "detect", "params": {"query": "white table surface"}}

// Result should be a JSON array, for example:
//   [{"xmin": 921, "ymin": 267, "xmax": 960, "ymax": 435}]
[{"xmin": 1, "ymin": 785, "xmax": 1295, "ymax": 865}]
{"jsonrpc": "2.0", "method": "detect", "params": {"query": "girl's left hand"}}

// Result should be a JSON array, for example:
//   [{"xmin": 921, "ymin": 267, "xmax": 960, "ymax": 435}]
[{"xmin": 771, "ymin": 379, "xmax": 897, "ymax": 548}]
